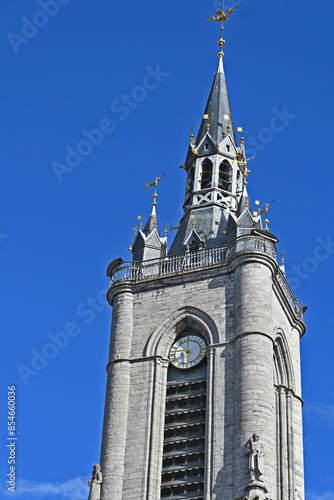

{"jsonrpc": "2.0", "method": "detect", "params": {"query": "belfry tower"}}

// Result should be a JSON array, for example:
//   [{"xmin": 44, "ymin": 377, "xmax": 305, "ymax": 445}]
[{"xmin": 96, "ymin": 8, "xmax": 306, "ymax": 500}]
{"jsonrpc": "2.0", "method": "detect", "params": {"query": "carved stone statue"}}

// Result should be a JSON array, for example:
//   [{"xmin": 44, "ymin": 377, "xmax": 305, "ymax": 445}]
[
  {"xmin": 88, "ymin": 464, "xmax": 102, "ymax": 500},
  {"xmin": 245, "ymin": 433, "xmax": 264, "ymax": 483}
]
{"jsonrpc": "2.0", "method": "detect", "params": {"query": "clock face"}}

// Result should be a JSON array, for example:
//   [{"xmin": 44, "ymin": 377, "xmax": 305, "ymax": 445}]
[{"xmin": 169, "ymin": 335, "xmax": 207, "ymax": 369}]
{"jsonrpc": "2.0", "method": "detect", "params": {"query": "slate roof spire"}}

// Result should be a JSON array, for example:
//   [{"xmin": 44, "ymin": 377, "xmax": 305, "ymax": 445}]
[
  {"xmin": 196, "ymin": 56, "xmax": 237, "ymax": 147},
  {"xmin": 143, "ymin": 204, "xmax": 158, "ymax": 236}
]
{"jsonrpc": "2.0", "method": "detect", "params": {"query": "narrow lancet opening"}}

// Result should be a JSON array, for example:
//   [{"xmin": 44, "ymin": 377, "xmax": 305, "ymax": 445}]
[
  {"xmin": 218, "ymin": 160, "xmax": 232, "ymax": 192},
  {"xmin": 201, "ymin": 159, "xmax": 213, "ymax": 190},
  {"xmin": 186, "ymin": 166, "xmax": 195, "ymax": 199}
]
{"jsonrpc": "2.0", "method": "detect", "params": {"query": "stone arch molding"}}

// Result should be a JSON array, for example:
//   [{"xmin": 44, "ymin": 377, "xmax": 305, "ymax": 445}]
[
  {"xmin": 273, "ymin": 327, "xmax": 296, "ymax": 391},
  {"xmin": 144, "ymin": 306, "xmax": 219, "ymax": 359}
]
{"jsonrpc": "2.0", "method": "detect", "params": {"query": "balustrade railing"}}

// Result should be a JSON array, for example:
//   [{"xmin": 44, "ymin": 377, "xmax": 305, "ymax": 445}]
[
  {"xmin": 111, "ymin": 235, "xmax": 276, "ymax": 284},
  {"xmin": 275, "ymin": 267, "xmax": 303, "ymax": 319},
  {"xmin": 110, "ymin": 234, "xmax": 302, "ymax": 320}
]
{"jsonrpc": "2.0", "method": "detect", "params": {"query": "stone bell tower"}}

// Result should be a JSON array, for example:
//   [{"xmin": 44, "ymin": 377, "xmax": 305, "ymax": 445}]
[{"xmin": 96, "ymin": 9, "xmax": 306, "ymax": 500}]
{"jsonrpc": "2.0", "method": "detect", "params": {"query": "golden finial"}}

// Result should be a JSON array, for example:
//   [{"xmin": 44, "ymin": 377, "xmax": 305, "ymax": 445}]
[
  {"xmin": 281, "ymin": 250, "xmax": 285, "ymax": 265},
  {"xmin": 254, "ymin": 200, "xmax": 275, "ymax": 231},
  {"xmin": 190, "ymin": 124, "xmax": 196, "ymax": 144},
  {"xmin": 146, "ymin": 174, "xmax": 166, "ymax": 208},
  {"xmin": 206, "ymin": 123, "xmax": 211, "ymax": 132},
  {"xmin": 264, "ymin": 217, "xmax": 270, "ymax": 232},
  {"xmin": 152, "ymin": 192, "xmax": 158, "ymax": 207},
  {"xmin": 227, "ymin": 124, "xmax": 231, "ymax": 134},
  {"xmin": 234, "ymin": 156, "xmax": 254, "ymax": 185},
  {"xmin": 137, "ymin": 215, "xmax": 143, "ymax": 231},
  {"xmin": 237, "ymin": 127, "xmax": 245, "ymax": 143},
  {"xmin": 242, "ymin": 169, "xmax": 251, "ymax": 186},
  {"xmin": 208, "ymin": 5, "xmax": 237, "ymax": 58},
  {"xmin": 215, "ymin": 144, "xmax": 220, "ymax": 152},
  {"xmin": 190, "ymin": 214, "xmax": 196, "ymax": 228},
  {"xmin": 133, "ymin": 226, "xmax": 137, "ymax": 238},
  {"xmin": 164, "ymin": 223, "xmax": 168, "ymax": 237},
  {"xmin": 179, "ymin": 164, "xmax": 187, "ymax": 170}
]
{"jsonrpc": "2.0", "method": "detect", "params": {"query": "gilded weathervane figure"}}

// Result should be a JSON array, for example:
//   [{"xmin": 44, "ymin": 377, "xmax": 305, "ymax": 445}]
[{"xmin": 208, "ymin": 4, "xmax": 237, "ymax": 58}]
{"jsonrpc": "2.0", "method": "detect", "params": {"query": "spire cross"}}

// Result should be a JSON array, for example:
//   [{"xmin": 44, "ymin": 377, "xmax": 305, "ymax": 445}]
[{"xmin": 208, "ymin": 6, "xmax": 237, "ymax": 58}]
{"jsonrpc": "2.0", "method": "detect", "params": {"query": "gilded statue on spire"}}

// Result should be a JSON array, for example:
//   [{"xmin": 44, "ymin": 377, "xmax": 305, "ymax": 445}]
[
  {"xmin": 207, "ymin": 6, "xmax": 237, "ymax": 23},
  {"xmin": 208, "ymin": 6, "xmax": 237, "ymax": 58}
]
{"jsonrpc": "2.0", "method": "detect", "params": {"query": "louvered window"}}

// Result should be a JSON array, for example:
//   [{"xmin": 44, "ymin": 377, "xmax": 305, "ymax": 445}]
[
  {"xmin": 218, "ymin": 160, "xmax": 231, "ymax": 191},
  {"xmin": 161, "ymin": 377, "xmax": 206, "ymax": 499},
  {"xmin": 201, "ymin": 160, "xmax": 212, "ymax": 190},
  {"xmin": 186, "ymin": 167, "xmax": 195, "ymax": 198}
]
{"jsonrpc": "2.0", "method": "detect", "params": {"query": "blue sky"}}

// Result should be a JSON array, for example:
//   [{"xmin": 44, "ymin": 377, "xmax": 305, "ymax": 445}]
[{"xmin": 0, "ymin": 1, "xmax": 333, "ymax": 499}]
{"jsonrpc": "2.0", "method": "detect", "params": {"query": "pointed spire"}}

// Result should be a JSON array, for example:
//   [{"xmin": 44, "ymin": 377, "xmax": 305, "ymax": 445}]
[
  {"xmin": 143, "ymin": 174, "xmax": 166, "ymax": 236},
  {"xmin": 196, "ymin": 5, "xmax": 237, "ymax": 147},
  {"xmin": 196, "ymin": 57, "xmax": 237, "ymax": 147},
  {"xmin": 218, "ymin": 54, "xmax": 224, "ymax": 73},
  {"xmin": 236, "ymin": 185, "xmax": 251, "ymax": 217},
  {"xmin": 143, "ymin": 204, "xmax": 158, "ymax": 236}
]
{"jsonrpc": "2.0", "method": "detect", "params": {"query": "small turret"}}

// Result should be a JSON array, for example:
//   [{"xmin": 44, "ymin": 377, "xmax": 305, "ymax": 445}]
[{"xmin": 131, "ymin": 176, "xmax": 167, "ymax": 262}]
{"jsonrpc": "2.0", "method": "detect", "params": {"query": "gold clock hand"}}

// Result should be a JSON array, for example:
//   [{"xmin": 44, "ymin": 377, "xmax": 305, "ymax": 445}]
[{"xmin": 186, "ymin": 349, "xmax": 190, "ymax": 368}]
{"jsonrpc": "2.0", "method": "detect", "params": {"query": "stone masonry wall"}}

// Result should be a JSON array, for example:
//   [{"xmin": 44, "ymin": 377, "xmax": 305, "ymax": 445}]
[{"xmin": 100, "ymin": 254, "xmax": 305, "ymax": 500}]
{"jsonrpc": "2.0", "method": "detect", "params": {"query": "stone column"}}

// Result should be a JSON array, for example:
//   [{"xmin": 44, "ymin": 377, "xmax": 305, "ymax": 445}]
[
  {"xmin": 212, "ymin": 156, "xmax": 219, "ymax": 189},
  {"xmin": 279, "ymin": 387, "xmax": 287, "ymax": 499},
  {"xmin": 100, "ymin": 288, "xmax": 133, "ymax": 500},
  {"xmin": 205, "ymin": 346, "xmax": 215, "ymax": 500},
  {"xmin": 286, "ymin": 390, "xmax": 295, "ymax": 498},
  {"xmin": 232, "ymin": 255, "xmax": 276, "ymax": 500},
  {"xmin": 146, "ymin": 358, "xmax": 169, "ymax": 499}
]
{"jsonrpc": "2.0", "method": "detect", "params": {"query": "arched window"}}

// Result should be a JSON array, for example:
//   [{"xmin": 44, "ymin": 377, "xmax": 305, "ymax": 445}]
[
  {"xmin": 160, "ymin": 330, "xmax": 207, "ymax": 499},
  {"xmin": 236, "ymin": 170, "xmax": 241, "ymax": 193},
  {"xmin": 273, "ymin": 335, "xmax": 295, "ymax": 500},
  {"xmin": 218, "ymin": 160, "xmax": 232, "ymax": 192},
  {"xmin": 201, "ymin": 159, "xmax": 213, "ymax": 190}
]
